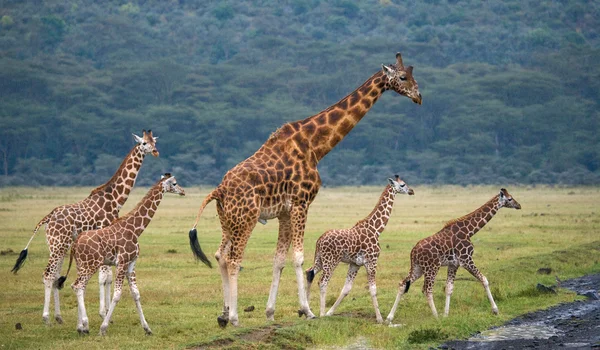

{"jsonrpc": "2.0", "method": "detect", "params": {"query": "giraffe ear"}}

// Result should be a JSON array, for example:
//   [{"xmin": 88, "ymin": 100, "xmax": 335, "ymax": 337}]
[
  {"xmin": 132, "ymin": 133, "xmax": 143, "ymax": 143},
  {"xmin": 499, "ymin": 189, "xmax": 506, "ymax": 198},
  {"xmin": 388, "ymin": 178, "xmax": 395, "ymax": 186},
  {"xmin": 406, "ymin": 66, "xmax": 414, "ymax": 75},
  {"xmin": 153, "ymin": 137, "xmax": 159, "ymax": 142},
  {"xmin": 396, "ymin": 52, "xmax": 404, "ymax": 67},
  {"xmin": 382, "ymin": 64, "xmax": 395, "ymax": 78}
]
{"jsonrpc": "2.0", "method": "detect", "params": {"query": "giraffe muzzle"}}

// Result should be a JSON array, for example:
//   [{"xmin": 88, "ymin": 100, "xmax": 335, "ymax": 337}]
[
  {"xmin": 412, "ymin": 93, "xmax": 422, "ymax": 105},
  {"xmin": 152, "ymin": 150, "xmax": 159, "ymax": 157}
]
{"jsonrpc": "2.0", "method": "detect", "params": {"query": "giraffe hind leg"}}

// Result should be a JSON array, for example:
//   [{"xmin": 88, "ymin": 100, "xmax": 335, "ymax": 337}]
[{"xmin": 386, "ymin": 264, "xmax": 423, "ymax": 324}]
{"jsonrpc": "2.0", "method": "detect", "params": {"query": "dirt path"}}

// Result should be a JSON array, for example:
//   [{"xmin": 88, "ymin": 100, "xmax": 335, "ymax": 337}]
[{"xmin": 443, "ymin": 273, "xmax": 600, "ymax": 350}]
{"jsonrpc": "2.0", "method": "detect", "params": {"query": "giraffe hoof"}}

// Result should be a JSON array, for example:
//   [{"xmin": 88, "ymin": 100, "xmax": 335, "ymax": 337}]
[
  {"xmin": 77, "ymin": 328, "xmax": 89, "ymax": 336},
  {"xmin": 145, "ymin": 329, "xmax": 153, "ymax": 336},
  {"xmin": 492, "ymin": 308, "xmax": 499, "ymax": 315},
  {"xmin": 217, "ymin": 315, "xmax": 228, "ymax": 328},
  {"xmin": 297, "ymin": 309, "xmax": 305, "ymax": 318},
  {"xmin": 55, "ymin": 316, "xmax": 64, "ymax": 324},
  {"xmin": 43, "ymin": 316, "xmax": 50, "ymax": 325}
]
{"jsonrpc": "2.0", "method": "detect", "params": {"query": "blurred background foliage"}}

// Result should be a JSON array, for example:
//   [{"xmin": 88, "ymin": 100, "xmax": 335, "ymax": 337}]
[{"xmin": 0, "ymin": 0, "xmax": 598, "ymax": 186}]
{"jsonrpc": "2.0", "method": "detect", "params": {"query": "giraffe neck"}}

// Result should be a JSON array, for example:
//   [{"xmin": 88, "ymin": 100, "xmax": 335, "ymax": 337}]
[
  {"xmin": 91, "ymin": 145, "xmax": 146, "ymax": 207},
  {"xmin": 358, "ymin": 184, "xmax": 396, "ymax": 236},
  {"xmin": 446, "ymin": 195, "xmax": 501, "ymax": 239},
  {"xmin": 291, "ymin": 71, "xmax": 389, "ymax": 161},
  {"xmin": 120, "ymin": 185, "xmax": 164, "ymax": 238}
]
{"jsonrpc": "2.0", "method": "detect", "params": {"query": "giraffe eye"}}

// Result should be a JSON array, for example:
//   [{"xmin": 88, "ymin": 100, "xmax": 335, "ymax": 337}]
[
  {"xmin": 399, "ymin": 76, "xmax": 407, "ymax": 81},
  {"xmin": 508, "ymin": 198, "xmax": 513, "ymax": 201},
  {"xmin": 142, "ymin": 142, "xmax": 147, "ymax": 145},
  {"xmin": 400, "ymin": 183, "xmax": 405, "ymax": 187},
  {"xmin": 173, "ymin": 183, "xmax": 177, "ymax": 186}
]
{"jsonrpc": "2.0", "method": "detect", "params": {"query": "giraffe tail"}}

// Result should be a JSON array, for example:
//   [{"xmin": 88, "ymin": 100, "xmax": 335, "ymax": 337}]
[
  {"xmin": 56, "ymin": 245, "xmax": 74, "ymax": 290},
  {"xmin": 189, "ymin": 228, "xmax": 212, "ymax": 268},
  {"xmin": 191, "ymin": 188, "xmax": 221, "ymax": 230},
  {"xmin": 404, "ymin": 280, "xmax": 411, "ymax": 294},
  {"xmin": 306, "ymin": 267, "xmax": 316, "ymax": 283},
  {"xmin": 11, "ymin": 212, "xmax": 52, "ymax": 274},
  {"xmin": 188, "ymin": 188, "xmax": 221, "ymax": 269}
]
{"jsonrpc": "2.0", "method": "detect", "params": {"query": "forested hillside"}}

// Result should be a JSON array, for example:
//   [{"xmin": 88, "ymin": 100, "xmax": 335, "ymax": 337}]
[{"xmin": 1, "ymin": 0, "xmax": 599, "ymax": 186}]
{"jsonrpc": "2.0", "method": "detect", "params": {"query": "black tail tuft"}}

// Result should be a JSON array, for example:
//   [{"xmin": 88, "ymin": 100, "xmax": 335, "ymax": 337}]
[
  {"xmin": 56, "ymin": 276, "xmax": 67, "ymax": 290},
  {"xmin": 11, "ymin": 249, "xmax": 28, "ymax": 274},
  {"xmin": 306, "ymin": 268, "xmax": 315, "ymax": 283},
  {"xmin": 189, "ymin": 228, "xmax": 212, "ymax": 268},
  {"xmin": 404, "ymin": 280, "xmax": 411, "ymax": 294}
]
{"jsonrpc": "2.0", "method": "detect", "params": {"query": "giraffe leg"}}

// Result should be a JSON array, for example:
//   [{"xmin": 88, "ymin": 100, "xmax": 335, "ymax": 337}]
[
  {"xmin": 290, "ymin": 204, "xmax": 315, "ymax": 319},
  {"xmin": 215, "ymin": 237, "xmax": 231, "ymax": 327},
  {"xmin": 266, "ymin": 213, "xmax": 292, "ymax": 321},
  {"xmin": 98, "ymin": 265, "xmax": 113, "ymax": 319},
  {"xmin": 386, "ymin": 265, "xmax": 422, "ymax": 324},
  {"xmin": 100, "ymin": 266, "xmax": 126, "ymax": 336},
  {"xmin": 326, "ymin": 263, "xmax": 359, "ymax": 317},
  {"xmin": 365, "ymin": 262, "xmax": 383, "ymax": 323},
  {"xmin": 125, "ymin": 261, "xmax": 152, "ymax": 335},
  {"xmin": 225, "ymin": 258, "xmax": 242, "ymax": 327},
  {"xmin": 318, "ymin": 266, "xmax": 336, "ymax": 317},
  {"xmin": 463, "ymin": 261, "xmax": 498, "ymax": 315},
  {"xmin": 444, "ymin": 265, "xmax": 458, "ymax": 317},
  {"xmin": 423, "ymin": 267, "xmax": 440, "ymax": 318},
  {"xmin": 43, "ymin": 246, "xmax": 67, "ymax": 324},
  {"xmin": 72, "ymin": 274, "xmax": 92, "ymax": 335}
]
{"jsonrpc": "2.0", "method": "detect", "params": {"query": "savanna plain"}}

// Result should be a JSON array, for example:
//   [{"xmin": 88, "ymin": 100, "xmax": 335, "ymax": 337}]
[{"xmin": 0, "ymin": 185, "xmax": 599, "ymax": 349}]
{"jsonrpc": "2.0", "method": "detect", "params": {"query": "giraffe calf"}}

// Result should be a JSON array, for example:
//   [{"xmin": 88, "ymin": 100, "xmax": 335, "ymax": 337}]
[
  {"xmin": 386, "ymin": 188, "xmax": 521, "ymax": 324},
  {"xmin": 305, "ymin": 176, "xmax": 414, "ymax": 323},
  {"xmin": 61, "ymin": 174, "xmax": 184, "ymax": 336}
]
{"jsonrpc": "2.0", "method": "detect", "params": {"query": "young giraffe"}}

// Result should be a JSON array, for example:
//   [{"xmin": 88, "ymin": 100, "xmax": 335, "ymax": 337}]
[
  {"xmin": 11, "ymin": 130, "xmax": 159, "ymax": 324},
  {"xmin": 305, "ymin": 175, "xmax": 414, "ymax": 323},
  {"xmin": 385, "ymin": 188, "xmax": 522, "ymax": 324},
  {"xmin": 61, "ymin": 174, "xmax": 185, "ymax": 336},
  {"xmin": 189, "ymin": 52, "xmax": 422, "ymax": 327}
]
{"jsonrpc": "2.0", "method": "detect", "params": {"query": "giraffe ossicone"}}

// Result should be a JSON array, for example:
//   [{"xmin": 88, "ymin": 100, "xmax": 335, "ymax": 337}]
[
  {"xmin": 64, "ymin": 174, "xmax": 184, "ymax": 336},
  {"xmin": 385, "ymin": 188, "xmax": 522, "ymax": 325},
  {"xmin": 188, "ymin": 52, "xmax": 421, "ymax": 328},
  {"xmin": 11, "ymin": 130, "xmax": 159, "ymax": 324},
  {"xmin": 305, "ymin": 175, "xmax": 414, "ymax": 323}
]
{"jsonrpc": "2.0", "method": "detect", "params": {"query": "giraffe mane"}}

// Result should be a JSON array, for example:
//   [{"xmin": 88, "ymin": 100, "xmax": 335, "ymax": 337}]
[
  {"xmin": 88, "ymin": 146, "xmax": 137, "ymax": 197},
  {"xmin": 109, "ymin": 180, "xmax": 162, "ymax": 225},
  {"xmin": 442, "ymin": 194, "xmax": 499, "ymax": 229}
]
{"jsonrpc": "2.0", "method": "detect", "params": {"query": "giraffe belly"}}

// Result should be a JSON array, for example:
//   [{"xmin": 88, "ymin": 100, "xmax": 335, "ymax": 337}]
[{"xmin": 258, "ymin": 198, "xmax": 292, "ymax": 221}]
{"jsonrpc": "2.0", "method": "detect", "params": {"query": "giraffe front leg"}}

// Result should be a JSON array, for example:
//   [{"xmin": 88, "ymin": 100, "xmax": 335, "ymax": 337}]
[
  {"xmin": 98, "ymin": 265, "xmax": 113, "ymax": 319},
  {"xmin": 290, "ymin": 205, "xmax": 315, "ymax": 319},
  {"xmin": 326, "ymin": 263, "xmax": 359, "ymax": 317},
  {"xmin": 126, "ymin": 263, "xmax": 152, "ymax": 335},
  {"xmin": 365, "ymin": 263, "xmax": 383, "ymax": 324},
  {"xmin": 100, "ymin": 268, "xmax": 126, "ymax": 336},
  {"xmin": 266, "ymin": 214, "xmax": 292, "ymax": 321},
  {"xmin": 464, "ymin": 262, "xmax": 498, "ymax": 315},
  {"xmin": 444, "ymin": 265, "xmax": 458, "ymax": 317}
]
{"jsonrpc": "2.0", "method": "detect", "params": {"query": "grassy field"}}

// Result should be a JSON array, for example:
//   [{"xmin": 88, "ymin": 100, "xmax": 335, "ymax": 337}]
[{"xmin": 0, "ymin": 185, "xmax": 599, "ymax": 349}]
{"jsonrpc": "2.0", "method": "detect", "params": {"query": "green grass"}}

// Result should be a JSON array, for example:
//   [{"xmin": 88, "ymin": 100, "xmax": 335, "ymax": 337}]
[{"xmin": 0, "ymin": 185, "xmax": 599, "ymax": 349}]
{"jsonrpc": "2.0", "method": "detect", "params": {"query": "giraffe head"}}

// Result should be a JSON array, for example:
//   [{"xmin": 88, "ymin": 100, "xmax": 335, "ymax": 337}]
[
  {"xmin": 498, "ymin": 188, "xmax": 521, "ymax": 209},
  {"xmin": 133, "ymin": 130, "xmax": 159, "ymax": 157},
  {"xmin": 388, "ymin": 175, "xmax": 415, "ymax": 195},
  {"xmin": 160, "ymin": 173, "xmax": 185, "ymax": 196},
  {"xmin": 382, "ymin": 52, "xmax": 422, "ymax": 105}
]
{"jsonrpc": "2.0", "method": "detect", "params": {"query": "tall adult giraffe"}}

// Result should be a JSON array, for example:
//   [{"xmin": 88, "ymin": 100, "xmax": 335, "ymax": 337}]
[
  {"xmin": 189, "ymin": 53, "xmax": 422, "ymax": 327},
  {"xmin": 11, "ymin": 130, "xmax": 159, "ymax": 324}
]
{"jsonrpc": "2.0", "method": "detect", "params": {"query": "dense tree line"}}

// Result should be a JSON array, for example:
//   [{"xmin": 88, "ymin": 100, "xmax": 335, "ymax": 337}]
[{"xmin": 0, "ymin": 0, "xmax": 599, "ymax": 186}]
